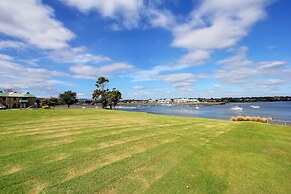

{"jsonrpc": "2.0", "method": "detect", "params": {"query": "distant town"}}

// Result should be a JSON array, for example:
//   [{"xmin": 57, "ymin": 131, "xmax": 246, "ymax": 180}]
[
  {"xmin": 78, "ymin": 96, "xmax": 291, "ymax": 106},
  {"xmin": 1, "ymin": 89, "xmax": 291, "ymax": 110}
]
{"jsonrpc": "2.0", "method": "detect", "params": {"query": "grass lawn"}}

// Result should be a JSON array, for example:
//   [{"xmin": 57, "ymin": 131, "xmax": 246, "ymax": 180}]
[{"xmin": 0, "ymin": 109, "xmax": 290, "ymax": 193}]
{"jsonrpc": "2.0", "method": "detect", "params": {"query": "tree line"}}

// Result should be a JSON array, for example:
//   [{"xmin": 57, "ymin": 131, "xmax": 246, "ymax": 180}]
[{"xmin": 40, "ymin": 77, "xmax": 121, "ymax": 109}]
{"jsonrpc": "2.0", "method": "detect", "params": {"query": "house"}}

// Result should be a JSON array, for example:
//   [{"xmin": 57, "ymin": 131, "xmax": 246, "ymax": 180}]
[
  {"xmin": 187, "ymin": 98, "xmax": 200, "ymax": 103},
  {"xmin": 173, "ymin": 98, "xmax": 188, "ymax": 103},
  {"xmin": 148, "ymin": 99, "xmax": 157, "ymax": 103},
  {"xmin": 173, "ymin": 98, "xmax": 200, "ymax": 103},
  {"xmin": 0, "ymin": 91, "xmax": 36, "ymax": 109},
  {"xmin": 157, "ymin": 98, "xmax": 172, "ymax": 104}
]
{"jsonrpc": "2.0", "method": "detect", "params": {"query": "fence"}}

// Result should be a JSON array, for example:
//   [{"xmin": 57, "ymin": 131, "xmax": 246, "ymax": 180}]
[{"xmin": 267, "ymin": 120, "xmax": 291, "ymax": 126}]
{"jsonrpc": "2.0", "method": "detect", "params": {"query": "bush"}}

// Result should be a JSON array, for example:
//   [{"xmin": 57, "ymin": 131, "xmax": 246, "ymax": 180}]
[{"xmin": 230, "ymin": 116, "xmax": 270, "ymax": 123}]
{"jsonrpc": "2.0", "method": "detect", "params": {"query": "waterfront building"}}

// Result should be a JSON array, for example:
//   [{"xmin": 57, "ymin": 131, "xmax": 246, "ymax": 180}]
[
  {"xmin": 0, "ymin": 91, "xmax": 36, "ymax": 109},
  {"xmin": 173, "ymin": 98, "xmax": 200, "ymax": 103},
  {"xmin": 157, "ymin": 98, "xmax": 172, "ymax": 104}
]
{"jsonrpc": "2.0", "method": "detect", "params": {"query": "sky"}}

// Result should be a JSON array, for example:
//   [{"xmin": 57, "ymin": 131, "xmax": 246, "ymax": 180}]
[{"xmin": 0, "ymin": 0, "xmax": 291, "ymax": 99}]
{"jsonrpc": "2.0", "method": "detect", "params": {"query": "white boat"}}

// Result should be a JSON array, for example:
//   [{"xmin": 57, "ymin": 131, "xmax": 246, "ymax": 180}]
[
  {"xmin": 230, "ymin": 106, "xmax": 243, "ymax": 111},
  {"xmin": 250, "ymin": 105, "xmax": 260, "ymax": 109},
  {"xmin": 82, "ymin": 106, "xmax": 85, "ymax": 109},
  {"xmin": 166, "ymin": 104, "xmax": 173, "ymax": 107},
  {"xmin": 195, "ymin": 106, "xmax": 199, "ymax": 109}
]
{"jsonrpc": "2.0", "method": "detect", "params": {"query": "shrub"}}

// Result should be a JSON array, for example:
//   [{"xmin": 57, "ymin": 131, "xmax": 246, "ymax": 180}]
[
  {"xmin": 230, "ymin": 116, "xmax": 236, "ymax": 121},
  {"xmin": 230, "ymin": 116, "xmax": 269, "ymax": 123}
]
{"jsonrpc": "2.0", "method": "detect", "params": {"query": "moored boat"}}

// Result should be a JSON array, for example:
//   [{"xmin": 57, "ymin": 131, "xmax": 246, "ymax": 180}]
[
  {"xmin": 250, "ymin": 105, "xmax": 260, "ymax": 109},
  {"xmin": 230, "ymin": 106, "xmax": 243, "ymax": 111}
]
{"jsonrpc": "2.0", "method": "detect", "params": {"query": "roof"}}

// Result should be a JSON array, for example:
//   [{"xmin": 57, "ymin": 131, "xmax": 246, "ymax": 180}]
[
  {"xmin": 0, "ymin": 91, "xmax": 35, "ymax": 98},
  {"xmin": 21, "ymin": 92, "xmax": 35, "ymax": 98},
  {"xmin": 8, "ymin": 92, "xmax": 23, "ymax": 97},
  {"xmin": 0, "ymin": 91, "xmax": 7, "ymax": 97}
]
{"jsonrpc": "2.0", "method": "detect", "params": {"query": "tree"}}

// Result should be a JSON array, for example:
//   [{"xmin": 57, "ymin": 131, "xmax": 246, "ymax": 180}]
[
  {"xmin": 92, "ymin": 77, "xmax": 109, "ymax": 109},
  {"xmin": 40, "ymin": 97, "xmax": 58, "ymax": 108},
  {"xmin": 4, "ymin": 88, "xmax": 14, "ymax": 93},
  {"xmin": 95, "ymin": 77, "xmax": 109, "ymax": 91},
  {"xmin": 108, "ymin": 89, "xmax": 122, "ymax": 109},
  {"xmin": 59, "ymin": 91, "xmax": 77, "ymax": 108},
  {"xmin": 92, "ymin": 77, "xmax": 122, "ymax": 109}
]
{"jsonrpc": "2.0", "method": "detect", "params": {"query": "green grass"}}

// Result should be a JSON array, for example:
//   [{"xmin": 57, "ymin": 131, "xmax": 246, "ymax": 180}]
[{"xmin": 0, "ymin": 109, "xmax": 290, "ymax": 194}]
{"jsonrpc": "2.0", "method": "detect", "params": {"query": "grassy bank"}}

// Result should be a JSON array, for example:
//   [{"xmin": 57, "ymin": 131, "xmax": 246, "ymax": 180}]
[{"xmin": 0, "ymin": 109, "xmax": 290, "ymax": 193}]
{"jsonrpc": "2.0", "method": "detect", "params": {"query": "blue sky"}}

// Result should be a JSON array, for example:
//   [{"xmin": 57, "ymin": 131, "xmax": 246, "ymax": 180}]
[{"xmin": 0, "ymin": 0, "xmax": 290, "ymax": 99}]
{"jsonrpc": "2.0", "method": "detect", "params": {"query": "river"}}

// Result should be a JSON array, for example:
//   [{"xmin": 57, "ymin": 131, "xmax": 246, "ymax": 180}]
[{"xmin": 116, "ymin": 102, "xmax": 291, "ymax": 121}]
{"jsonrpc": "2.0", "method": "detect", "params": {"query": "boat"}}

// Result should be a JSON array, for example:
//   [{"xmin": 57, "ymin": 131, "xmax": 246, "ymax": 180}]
[
  {"xmin": 230, "ymin": 106, "xmax": 243, "ymax": 111},
  {"xmin": 195, "ymin": 106, "xmax": 199, "ymax": 109},
  {"xmin": 250, "ymin": 105, "xmax": 260, "ymax": 109},
  {"xmin": 82, "ymin": 106, "xmax": 85, "ymax": 109}
]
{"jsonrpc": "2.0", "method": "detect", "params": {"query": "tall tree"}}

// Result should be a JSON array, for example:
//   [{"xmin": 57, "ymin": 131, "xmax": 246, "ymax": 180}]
[
  {"xmin": 92, "ymin": 77, "xmax": 109, "ymax": 108},
  {"xmin": 92, "ymin": 77, "xmax": 122, "ymax": 109},
  {"xmin": 95, "ymin": 77, "xmax": 109, "ymax": 91},
  {"xmin": 59, "ymin": 91, "xmax": 77, "ymax": 108},
  {"xmin": 108, "ymin": 89, "xmax": 122, "ymax": 109}
]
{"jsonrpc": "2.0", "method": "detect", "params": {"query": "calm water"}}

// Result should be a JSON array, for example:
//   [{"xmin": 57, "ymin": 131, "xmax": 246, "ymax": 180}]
[
  {"xmin": 117, "ymin": 102, "xmax": 291, "ymax": 121},
  {"xmin": 56, "ymin": 102, "xmax": 291, "ymax": 121}
]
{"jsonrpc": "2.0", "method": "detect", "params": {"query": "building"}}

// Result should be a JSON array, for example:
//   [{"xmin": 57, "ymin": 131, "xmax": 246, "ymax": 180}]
[
  {"xmin": 173, "ymin": 98, "xmax": 200, "ymax": 103},
  {"xmin": 157, "ymin": 98, "xmax": 172, "ymax": 104},
  {"xmin": 0, "ymin": 91, "xmax": 36, "ymax": 109},
  {"xmin": 148, "ymin": 99, "xmax": 157, "ymax": 103},
  {"xmin": 187, "ymin": 98, "xmax": 200, "ymax": 103}
]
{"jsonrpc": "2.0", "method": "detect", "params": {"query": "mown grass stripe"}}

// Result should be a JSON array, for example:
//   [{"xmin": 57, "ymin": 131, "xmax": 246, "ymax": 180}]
[{"xmin": 1, "ymin": 109, "xmax": 290, "ymax": 194}]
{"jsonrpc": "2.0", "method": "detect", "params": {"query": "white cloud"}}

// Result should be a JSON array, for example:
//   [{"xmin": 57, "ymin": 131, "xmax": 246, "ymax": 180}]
[
  {"xmin": 257, "ymin": 61, "xmax": 286, "ymax": 70},
  {"xmin": 0, "ymin": 40, "xmax": 27, "ymax": 50},
  {"xmin": 172, "ymin": 0, "xmax": 269, "ymax": 50},
  {"xmin": 156, "ymin": 73, "xmax": 196, "ymax": 88},
  {"xmin": 213, "ymin": 47, "xmax": 290, "ymax": 86},
  {"xmin": 179, "ymin": 50, "xmax": 210, "ymax": 64},
  {"xmin": 70, "ymin": 63, "xmax": 135, "ymax": 79},
  {"xmin": 48, "ymin": 47, "xmax": 111, "ymax": 64},
  {"xmin": 61, "ymin": 0, "xmax": 177, "ymax": 30},
  {"xmin": 258, "ymin": 79, "xmax": 286, "ymax": 86},
  {"xmin": 146, "ymin": 8, "xmax": 176, "ymax": 29},
  {"xmin": 0, "ymin": 53, "xmax": 14, "ymax": 61},
  {"xmin": 131, "ymin": 86, "xmax": 146, "ymax": 90},
  {"xmin": 60, "ymin": 0, "xmax": 144, "ymax": 28},
  {"xmin": 0, "ymin": 0, "xmax": 74, "ymax": 50},
  {"xmin": 124, "ymin": 89, "xmax": 174, "ymax": 100},
  {"xmin": 217, "ymin": 46, "xmax": 252, "ymax": 69},
  {"xmin": 167, "ymin": 0, "xmax": 271, "ymax": 67},
  {"xmin": 0, "ymin": 56, "xmax": 69, "ymax": 94},
  {"xmin": 214, "ymin": 68, "xmax": 257, "ymax": 84}
]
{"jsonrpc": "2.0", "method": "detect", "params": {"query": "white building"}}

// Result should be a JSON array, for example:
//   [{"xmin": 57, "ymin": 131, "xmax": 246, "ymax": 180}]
[
  {"xmin": 173, "ymin": 98, "xmax": 199, "ymax": 103},
  {"xmin": 148, "ymin": 99, "xmax": 156, "ymax": 103},
  {"xmin": 187, "ymin": 98, "xmax": 200, "ymax": 103},
  {"xmin": 157, "ymin": 98, "xmax": 172, "ymax": 104}
]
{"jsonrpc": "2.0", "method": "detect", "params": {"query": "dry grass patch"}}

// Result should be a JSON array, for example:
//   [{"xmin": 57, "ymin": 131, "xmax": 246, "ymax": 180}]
[
  {"xmin": 62, "ymin": 138, "xmax": 177, "ymax": 183},
  {"xmin": 230, "ymin": 116, "xmax": 272, "ymax": 123},
  {"xmin": 0, "ymin": 166, "xmax": 23, "ymax": 176}
]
